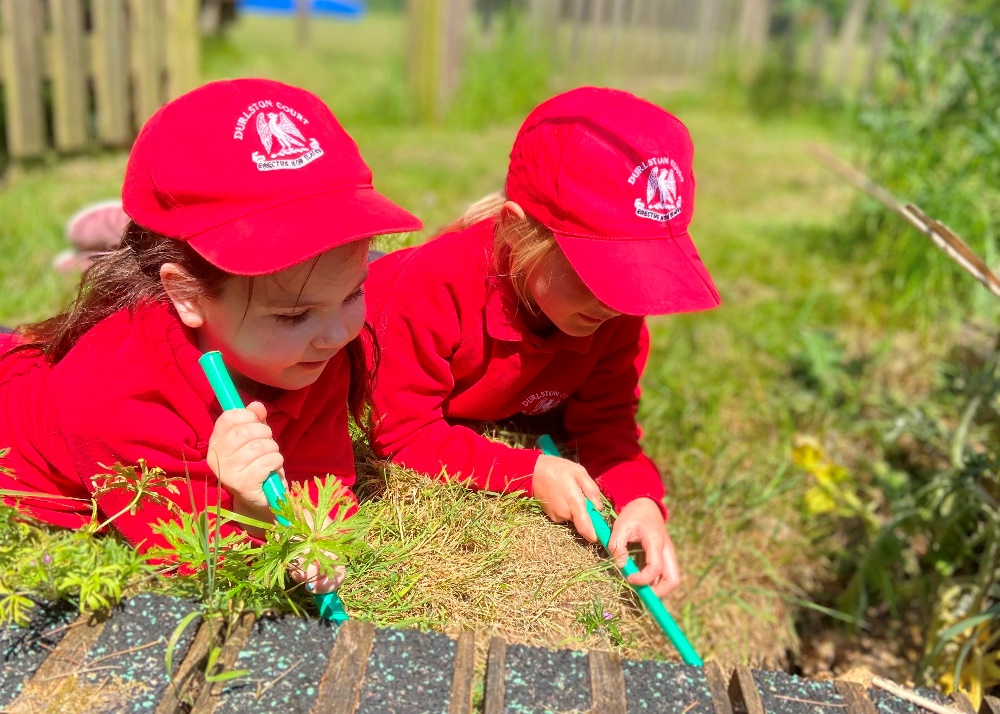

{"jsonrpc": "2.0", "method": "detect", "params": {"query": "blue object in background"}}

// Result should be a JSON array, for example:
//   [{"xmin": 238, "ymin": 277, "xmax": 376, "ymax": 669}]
[{"xmin": 237, "ymin": 0, "xmax": 364, "ymax": 19}]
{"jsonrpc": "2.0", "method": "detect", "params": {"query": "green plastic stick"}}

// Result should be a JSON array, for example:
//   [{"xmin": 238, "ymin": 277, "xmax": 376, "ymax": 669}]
[
  {"xmin": 537, "ymin": 434, "xmax": 702, "ymax": 666},
  {"xmin": 199, "ymin": 350, "xmax": 349, "ymax": 623}
]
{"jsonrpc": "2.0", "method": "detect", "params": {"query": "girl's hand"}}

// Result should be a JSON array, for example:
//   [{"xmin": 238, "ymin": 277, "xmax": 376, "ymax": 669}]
[
  {"xmin": 207, "ymin": 401, "xmax": 283, "ymax": 515},
  {"xmin": 288, "ymin": 555, "xmax": 346, "ymax": 595},
  {"xmin": 532, "ymin": 454, "xmax": 605, "ymax": 542},
  {"xmin": 608, "ymin": 498, "xmax": 680, "ymax": 597}
]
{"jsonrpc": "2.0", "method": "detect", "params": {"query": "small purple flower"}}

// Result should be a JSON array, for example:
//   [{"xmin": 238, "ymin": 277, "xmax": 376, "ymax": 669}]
[
  {"xmin": 603, "ymin": 611, "xmax": 612, "ymax": 621},
  {"xmin": 42, "ymin": 554, "xmax": 52, "ymax": 566}
]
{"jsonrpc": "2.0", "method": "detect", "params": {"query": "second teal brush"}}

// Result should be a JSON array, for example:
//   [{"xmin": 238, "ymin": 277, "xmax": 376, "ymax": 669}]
[{"xmin": 537, "ymin": 434, "xmax": 702, "ymax": 666}]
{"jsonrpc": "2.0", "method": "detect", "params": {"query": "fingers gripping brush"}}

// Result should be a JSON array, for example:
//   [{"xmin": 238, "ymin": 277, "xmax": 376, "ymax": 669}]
[
  {"xmin": 537, "ymin": 434, "xmax": 702, "ymax": 666},
  {"xmin": 199, "ymin": 350, "xmax": 349, "ymax": 623}
]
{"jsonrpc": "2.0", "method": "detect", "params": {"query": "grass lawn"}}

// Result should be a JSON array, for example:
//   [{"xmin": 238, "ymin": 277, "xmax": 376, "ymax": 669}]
[{"xmin": 0, "ymin": 10, "xmax": 957, "ymax": 676}]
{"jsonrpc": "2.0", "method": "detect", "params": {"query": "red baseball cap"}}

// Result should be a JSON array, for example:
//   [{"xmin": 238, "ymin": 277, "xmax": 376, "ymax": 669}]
[
  {"xmin": 123, "ymin": 78, "xmax": 421, "ymax": 275},
  {"xmin": 505, "ymin": 87, "xmax": 720, "ymax": 316}
]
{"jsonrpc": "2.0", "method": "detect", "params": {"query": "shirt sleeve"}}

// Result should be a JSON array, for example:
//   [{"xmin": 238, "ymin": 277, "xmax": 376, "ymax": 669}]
[
  {"xmin": 562, "ymin": 318, "xmax": 668, "ymax": 519},
  {"xmin": 56, "ymin": 398, "xmax": 262, "ymax": 556},
  {"xmin": 370, "ymin": 277, "xmax": 541, "ymax": 494}
]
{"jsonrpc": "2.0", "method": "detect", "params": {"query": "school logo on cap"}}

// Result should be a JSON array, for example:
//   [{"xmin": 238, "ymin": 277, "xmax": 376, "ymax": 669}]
[
  {"xmin": 628, "ymin": 157, "xmax": 683, "ymax": 222},
  {"xmin": 232, "ymin": 99, "xmax": 324, "ymax": 172},
  {"xmin": 521, "ymin": 390, "xmax": 570, "ymax": 416}
]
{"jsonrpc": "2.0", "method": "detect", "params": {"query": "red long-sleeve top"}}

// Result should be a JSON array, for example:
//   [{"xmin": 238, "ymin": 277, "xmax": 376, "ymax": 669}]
[
  {"xmin": 366, "ymin": 219, "xmax": 667, "ymax": 517},
  {"xmin": 0, "ymin": 300, "xmax": 358, "ymax": 553}
]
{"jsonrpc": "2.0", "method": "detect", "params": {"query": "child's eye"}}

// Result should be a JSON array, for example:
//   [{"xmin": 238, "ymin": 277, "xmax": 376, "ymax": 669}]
[
  {"xmin": 274, "ymin": 310, "xmax": 310, "ymax": 325},
  {"xmin": 346, "ymin": 287, "xmax": 365, "ymax": 303}
]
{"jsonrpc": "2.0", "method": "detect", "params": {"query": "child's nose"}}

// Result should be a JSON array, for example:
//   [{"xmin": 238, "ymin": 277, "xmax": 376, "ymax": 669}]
[{"xmin": 313, "ymin": 320, "xmax": 351, "ymax": 351}]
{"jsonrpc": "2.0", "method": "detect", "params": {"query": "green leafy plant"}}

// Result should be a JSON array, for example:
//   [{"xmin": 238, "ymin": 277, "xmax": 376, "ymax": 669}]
[
  {"xmin": 576, "ymin": 596, "xmax": 629, "ymax": 649},
  {"xmin": 853, "ymin": 2, "xmax": 1000, "ymax": 317}
]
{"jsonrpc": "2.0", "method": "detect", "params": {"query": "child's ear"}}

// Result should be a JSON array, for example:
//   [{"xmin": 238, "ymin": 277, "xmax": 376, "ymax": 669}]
[
  {"xmin": 160, "ymin": 263, "xmax": 206, "ymax": 329},
  {"xmin": 500, "ymin": 200, "xmax": 526, "ymax": 223}
]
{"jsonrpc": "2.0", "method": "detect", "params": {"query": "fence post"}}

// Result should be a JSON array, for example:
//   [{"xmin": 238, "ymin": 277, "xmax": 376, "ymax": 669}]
[
  {"xmin": 91, "ymin": 0, "xmax": 131, "ymax": 146},
  {"xmin": 407, "ymin": 0, "xmax": 468, "ymax": 123},
  {"xmin": 837, "ymin": 0, "xmax": 869, "ymax": 91},
  {"xmin": 49, "ymin": 0, "xmax": 89, "ymax": 152},
  {"xmin": 809, "ymin": 10, "xmax": 830, "ymax": 86},
  {"xmin": 164, "ymin": 0, "xmax": 200, "ymax": 101},
  {"xmin": 862, "ymin": 0, "xmax": 886, "ymax": 95},
  {"xmin": 1, "ymin": 0, "xmax": 46, "ymax": 158},
  {"xmin": 128, "ymin": 0, "xmax": 166, "ymax": 126},
  {"xmin": 694, "ymin": 0, "xmax": 722, "ymax": 70}
]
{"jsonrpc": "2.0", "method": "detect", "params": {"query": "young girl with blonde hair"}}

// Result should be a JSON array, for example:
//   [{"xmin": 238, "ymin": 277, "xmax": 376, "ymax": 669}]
[{"xmin": 365, "ymin": 87, "xmax": 720, "ymax": 596}]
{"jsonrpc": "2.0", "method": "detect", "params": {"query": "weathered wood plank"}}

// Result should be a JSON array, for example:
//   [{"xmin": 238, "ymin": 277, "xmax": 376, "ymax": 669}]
[
  {"xmin": 312, "ymin": 619, "xmax": 375, "ymax": 714},
  {"xmin": 981, "ymin": 695, "xmax": 1000, "ymax": 714},
  {"xmin": 835, "ymin": 680, "xmax": 878, "ymax": 714},
  {"xmin": 0, "ymin": 603, "xmax": 79, "ymax": 710},
  {"xmin": 1, "ymin": 0, "xmax": 47, "ymax": 157},
  {"xmin": 728, "ymin": 664, "xmax": 766, "ymax": 714},
  {"xmin": 447, "ymin": 630, "xmax": 475, "ymax": 714},
  {"xmin": 48, "ymin": 0, "xmax": 89, "ymax": 151},
  {"xmin": 80, "ymin": 593, "xmax": 202, "ymax": 714},
  {"xmin": 950, "ymin": 691, "xmax": 977, "ymax": 714},
  {"xmin": 163, "ymin": 0, "xmax": 200, "ymax": 101},
  {"xmin": 6, "ymin": 613, "xmax": 107, "ymax": 713},
  {"xmin": 588, "ymin": 649, "xmax": 626, "ymax": 714},
  {"xmin": 127, "ymin": 0, "xmax": 165, "ymax": 126},
  {"xmin": 155, "ymin": 617, "xmax": 222, "ymax": 714},
  {"xmin": 91, "ymin": 0, "xmax": 130, "ymax": 145},
  {"xmin": 189, "ymin": 611, "xmax": 256, "ymax": 714},
  {"xmin": 704, "ymin": 660, "xmax": 735, "ymax": 714},
  {"xmin": 482, "ymin": 636, "xmax": 506, "ymax": 714}
]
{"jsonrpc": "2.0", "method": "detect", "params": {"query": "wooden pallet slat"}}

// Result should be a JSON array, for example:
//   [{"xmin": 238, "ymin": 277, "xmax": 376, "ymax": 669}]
[
  {"xmin": 589, "ymin": 650, "xmax": 627, "ymax": 714},
  {"xmin": 48, "ymin": 0, "xmax": 89, "ymax": 151},
  {"xmin": 155, "ymin": 617, "xmax": 222, "ymax": 714},
  {"xmin": 312, "ymin": 620, "xmax": 376, "ymax": 714},
  {"xmin": 728, "ymin": 664, "xmax": 766, "ymax": 714},
  {"xmin": 189, "ymin": 611, "xmax": 256, "ymax": 714},
  {"xmin": 835, "ymin": 680, "xmax": 879, "ymax": 714},
  {"xmin": 482, "ymin": 636, "xmax": 506, "ymax": 714},
  {"xmin": 704, "ymin": 661, "xmax": 735, "ymax": 714},
  {"xmin": 7, "ymin": 613, "xmax": 107, "ymax": 713},
  {"xmin": 1, "ymin": 0, "xmax": 47, "ymax": 158},
  {"xmin": 447, "ymin": 631, "xmax": 476, "ymax": 714}
]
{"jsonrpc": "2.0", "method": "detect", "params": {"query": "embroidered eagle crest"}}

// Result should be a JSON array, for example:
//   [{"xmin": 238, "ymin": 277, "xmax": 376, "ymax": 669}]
[{"xmin": 256, "ymin": 111, "xmax": 307, "ymax": 158}]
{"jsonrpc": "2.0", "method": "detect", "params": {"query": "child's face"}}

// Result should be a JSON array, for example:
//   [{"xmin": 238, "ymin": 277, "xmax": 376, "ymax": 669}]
[
  {"xmin": 526, "ymin": 243, "xmax": 622, "ymax": 337},
  {"xmin": 195, "ymin": 241, "xmax": 369, "ymax": 391}
]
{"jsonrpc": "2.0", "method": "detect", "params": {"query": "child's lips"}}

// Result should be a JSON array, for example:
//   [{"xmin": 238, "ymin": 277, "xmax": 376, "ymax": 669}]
[{"xmin": 297, "ymin": 356, "xmax": 333, "ymax": 369}]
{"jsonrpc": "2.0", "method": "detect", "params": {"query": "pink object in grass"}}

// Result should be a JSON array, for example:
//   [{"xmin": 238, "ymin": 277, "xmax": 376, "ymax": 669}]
[{"xmin": 64, "ymin": 199, "xmax": 129, "ymax": 252}]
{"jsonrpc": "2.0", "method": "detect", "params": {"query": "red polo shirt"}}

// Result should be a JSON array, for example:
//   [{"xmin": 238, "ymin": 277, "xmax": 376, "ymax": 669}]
[
  {"xmin": 367, "ymin": 218, "xmax": 667, "ymax": 517},
  {"xmin": 0, "ymin": 300, "xmax": 357, "ymax": 553}
]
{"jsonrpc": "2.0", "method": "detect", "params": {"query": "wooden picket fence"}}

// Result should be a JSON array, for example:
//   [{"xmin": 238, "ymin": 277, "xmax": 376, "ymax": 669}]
[
  {"xmin": 0, "ymin": 0, "xmax": 200, "ymax": 160},
  {"xmin": 408, "ymin": 0, "xmax": 891, "ymax": 121}
]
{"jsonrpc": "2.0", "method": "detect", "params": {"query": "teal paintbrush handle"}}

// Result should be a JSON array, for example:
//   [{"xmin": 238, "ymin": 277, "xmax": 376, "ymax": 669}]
[
  {"xmin": 537, "ymin": 434, "xmax": 702, "ymax": 666},
  {"xmin": 198, "ymin": 351, "xmax": 349, "ymax": 623}
]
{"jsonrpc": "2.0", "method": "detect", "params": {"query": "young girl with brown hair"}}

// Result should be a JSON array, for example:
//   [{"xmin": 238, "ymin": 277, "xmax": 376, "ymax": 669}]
[{"xmin": 0, "ymin": 78, "xmax": 420, "ymax": 592}]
